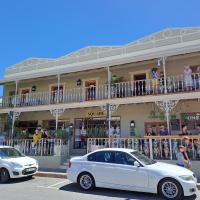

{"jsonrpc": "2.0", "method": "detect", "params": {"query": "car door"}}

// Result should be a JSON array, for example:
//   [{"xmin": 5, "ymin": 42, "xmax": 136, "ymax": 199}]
[
  {"xmin": 88, "ymin": 151, "xmax": 116, "ymax": 186},
  {"xmin": 114, "ymin": 151, "xmax": 149, "ymax": 189}
]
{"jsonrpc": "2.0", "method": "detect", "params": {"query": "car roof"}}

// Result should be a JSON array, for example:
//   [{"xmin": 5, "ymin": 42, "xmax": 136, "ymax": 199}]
[{"xmin": 90, "ymin": 148, "xmax": 136, "ymax": 154}]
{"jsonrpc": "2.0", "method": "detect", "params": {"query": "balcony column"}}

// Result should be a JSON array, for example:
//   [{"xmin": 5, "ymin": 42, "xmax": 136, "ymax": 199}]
[
  {"xmin": 158, "ymin": 57, "xmax": 167, "ymax": 94},
  {"xmin": 50, "ymin": 109, "xmax": 65, "ymax": 131},
  {"xmin": 155, "ymin": 100, "xmax": 179, "ymax": 134},
  {"xmin": 11, "ymin": 80, "xmax": 19, "ymax": 138},
  {"xmin": 107, "ymin": 67, "xmax": 111, "ymax": 146},
  {"xmin": 162, "ymin": 57, "xmax": 167, "ymax": 94},
  {"xmin": 57, "ymin": 74, "xmax": 60, "ymax": 104}
]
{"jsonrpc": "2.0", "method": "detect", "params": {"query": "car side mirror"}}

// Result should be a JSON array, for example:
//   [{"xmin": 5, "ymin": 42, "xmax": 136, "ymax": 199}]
[{"xmin": 134, "ymin": 161, "xmax": 140, "ymax": 167}]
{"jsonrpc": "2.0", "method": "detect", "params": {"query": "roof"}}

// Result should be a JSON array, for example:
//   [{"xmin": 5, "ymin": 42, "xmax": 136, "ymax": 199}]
[{"xmin": 2, "ymin": 27, "xmax": 200, "ymax": 83}]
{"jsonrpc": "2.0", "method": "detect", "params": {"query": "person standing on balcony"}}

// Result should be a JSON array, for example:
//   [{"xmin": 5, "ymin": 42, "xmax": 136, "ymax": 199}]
[
  {"xmin": 151, "ymin": 68, "xmax": 159, "ymax": 94},
  {"xmin": 184, "ymin": 66, "xmax": 193, "ymax": 91}
]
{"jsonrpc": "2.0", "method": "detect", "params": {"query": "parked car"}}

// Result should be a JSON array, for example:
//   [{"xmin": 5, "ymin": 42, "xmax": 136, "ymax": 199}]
[
  {"xmin": 67, "ymin": 148, "xmax": 197, "ymax": 200},
  {"xmin": 0, "ymin": 146, "xmax": 38, "ymax": 183}
]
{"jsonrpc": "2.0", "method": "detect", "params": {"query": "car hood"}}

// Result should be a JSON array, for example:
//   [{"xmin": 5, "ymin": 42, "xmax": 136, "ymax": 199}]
[
  {"xmin": 4, "ymin": 156, "xmax": 37, "ymax": 166},
  {"xmin": 147, "ymin": 162, "xmax": 193, "ymax": 176}
]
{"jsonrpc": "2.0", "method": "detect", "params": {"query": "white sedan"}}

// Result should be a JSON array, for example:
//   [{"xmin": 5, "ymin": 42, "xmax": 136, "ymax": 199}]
[
  {"xmin": 0, "ymin": 146, "xmax": 38, "ymax": 183},
  {"xmin": 67, "ymin": 148, "xmax": 197, "ymax": 200}
]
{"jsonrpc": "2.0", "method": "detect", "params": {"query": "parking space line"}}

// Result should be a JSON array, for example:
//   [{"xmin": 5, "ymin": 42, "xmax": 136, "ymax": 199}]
[{"xmin": 46, "ymin": 180, "xmax": 68, "ymax": 188}]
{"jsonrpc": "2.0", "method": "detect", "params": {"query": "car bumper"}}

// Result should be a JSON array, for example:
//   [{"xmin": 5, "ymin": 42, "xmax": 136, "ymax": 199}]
[
  {"xmin": 181, "ymin": 180, "xmax": 198, "ymax": 197},
  {"xmin": 10, "ymin": 166, "xmax": 38, "ymax": 178}
]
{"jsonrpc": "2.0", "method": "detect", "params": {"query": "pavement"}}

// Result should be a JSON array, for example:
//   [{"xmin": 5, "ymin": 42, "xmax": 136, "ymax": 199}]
[{"xmin": 1, "ymin": 176, "xmax": 199, "ymax": 200}]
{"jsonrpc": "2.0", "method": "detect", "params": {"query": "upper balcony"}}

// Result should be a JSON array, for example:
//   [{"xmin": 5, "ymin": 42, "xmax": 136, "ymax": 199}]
[{"xmin": 1, "ymin": 72, "xmax": 200, "ymax": 111}]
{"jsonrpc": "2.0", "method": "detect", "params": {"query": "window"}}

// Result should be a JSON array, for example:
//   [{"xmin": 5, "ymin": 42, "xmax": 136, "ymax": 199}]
[
  {"xmin": 87, "ymin": 153, "xmax": 96, "ymax": 162},
  {"xmin": 115, "ymin": 151, "xmax": 136, "ymax": 165},
  {"xmin": 87, "ymin": 151, "xmax": 114, "ymax": 163}
]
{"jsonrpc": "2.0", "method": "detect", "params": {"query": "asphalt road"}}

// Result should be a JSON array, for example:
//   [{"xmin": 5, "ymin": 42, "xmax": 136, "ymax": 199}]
[{"xmin": 0, "ymin": 177, "xmax": 199, "ymax": 200}]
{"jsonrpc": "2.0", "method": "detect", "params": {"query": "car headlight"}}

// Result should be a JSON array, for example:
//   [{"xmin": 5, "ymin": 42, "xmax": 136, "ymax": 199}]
[
  {"xmin": 179, "ymin": 175, "xmax": 194, "ymax": 181},
  {"xmin": 11, "ymin": 162, "xmax": 23, "ymax": 168}
]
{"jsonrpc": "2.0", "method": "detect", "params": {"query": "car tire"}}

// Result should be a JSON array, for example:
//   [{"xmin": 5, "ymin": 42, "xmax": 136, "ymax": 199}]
[
  {"xmin": 158, "ymin": 178, "xmax": 183, "ymax": 200},
  {"xmin": 78, "ymin": 172, "xmax": 95, "ymax": 191},
  {"xmin": 0, "ymin": 168, "xmax": 10, "ymax": 183}
]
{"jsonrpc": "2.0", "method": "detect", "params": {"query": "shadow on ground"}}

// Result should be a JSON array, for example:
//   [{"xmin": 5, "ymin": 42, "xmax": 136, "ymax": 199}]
[
  {"xmin": 0, "ymin": 176, "xmax": 35, "ymax": 185},
  {"xmin": 59, "ymin": 183, "xmax": 197, "ymax": 200}
]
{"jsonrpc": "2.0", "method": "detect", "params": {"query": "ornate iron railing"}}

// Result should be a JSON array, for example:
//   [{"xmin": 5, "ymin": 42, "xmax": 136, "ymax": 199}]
[
  {"xmin": 0, "ymin": 73, "xmax": 200, "ymax": 108},
  {"xmin": 87, "ymin": 136, "xmax": 200, "ymax": 161}
]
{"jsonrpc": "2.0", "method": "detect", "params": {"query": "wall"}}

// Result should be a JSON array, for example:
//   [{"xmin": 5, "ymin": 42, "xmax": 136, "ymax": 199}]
[{"xmin": 17, "ymin": 99, "xmax": 200, "ymax": 137}]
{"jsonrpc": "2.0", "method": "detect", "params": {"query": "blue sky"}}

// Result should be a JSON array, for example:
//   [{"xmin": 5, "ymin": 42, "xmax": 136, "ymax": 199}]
[{"xmin": 0, "ymin": 0, "xmax": 200, "ymax": 82}]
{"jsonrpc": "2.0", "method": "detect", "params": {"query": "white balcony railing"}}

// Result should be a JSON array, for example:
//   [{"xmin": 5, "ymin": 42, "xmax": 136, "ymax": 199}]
[
  {"xmin": 0, "ymin": 139, "xmax": 69, "ymax": 157},
  {"xmin": 1, "ymin": 73, "xmax": 200, "ymax": 108},
  {"xmin": 87, "ymin": 136, "xmax": 200, "ymax": 161}
]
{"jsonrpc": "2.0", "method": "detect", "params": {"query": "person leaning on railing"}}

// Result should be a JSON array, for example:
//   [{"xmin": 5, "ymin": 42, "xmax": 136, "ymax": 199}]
[
  {"xmin": 176, "ymin": 145, "xmax": 192, "ymax": 170},
  {"xmin": 33, "ymin": 127, "xmax": 42, "ymax": 155}
]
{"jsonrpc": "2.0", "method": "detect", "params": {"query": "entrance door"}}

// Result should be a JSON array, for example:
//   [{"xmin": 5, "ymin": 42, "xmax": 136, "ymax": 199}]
[
  {"xmin": 51, "ymin": 85, "xmax": 63, "ymax": 103},
  {"xmin": 20, "ymin": 88, "xmax": 30, "ymax": 105},
  {"xmin": 85, "ymin": 80, "xmax": 96, "ymax": 100},
  {"xmin": 134, "ymin": 73, "xmax": 146, "ymax": 95}
]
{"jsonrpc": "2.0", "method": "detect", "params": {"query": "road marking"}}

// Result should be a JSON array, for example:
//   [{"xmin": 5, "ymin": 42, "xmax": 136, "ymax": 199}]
[{"xmin": 47, "ymin": 180, "xmax": 68, "ymax": 188}]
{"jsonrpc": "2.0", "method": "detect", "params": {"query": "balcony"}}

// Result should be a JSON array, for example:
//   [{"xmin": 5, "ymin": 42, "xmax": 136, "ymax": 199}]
[{"xmin": 1, "ymin": 73, "xmax": 200, "ymax": 109}]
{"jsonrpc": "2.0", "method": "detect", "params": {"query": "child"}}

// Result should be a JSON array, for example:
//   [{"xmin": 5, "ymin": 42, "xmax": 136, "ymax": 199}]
[{"xmin": 176, "ymin": 145, "xmax": 192, "ymax": 170}]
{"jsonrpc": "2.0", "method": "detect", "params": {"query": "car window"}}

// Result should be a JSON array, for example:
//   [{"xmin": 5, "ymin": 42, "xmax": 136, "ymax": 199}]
[
  {"xmin": 115, "ymin": 151, "xmax": 136, "ymax": 165},
  {"xmin": 87, "ymin": 153, "xmax": 96, "ymax": 161},
  {"xmin": 88, "ymin": 151, "xmax": 114, "ymax": 163}
]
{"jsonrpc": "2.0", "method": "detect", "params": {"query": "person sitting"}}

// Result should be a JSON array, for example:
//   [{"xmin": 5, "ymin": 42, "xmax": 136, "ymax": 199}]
[
  {"xmin": 146, "ymin": 127, "xmax": 156, "ymax": 136},
  {"xmin": 159, "ymin": 125, "xmax": 168, "ymax": 136},
  {"xmin": 179, "ymin": 125, "xmax": 190, "ymax": 136},
  {"xmin": 192, "ymin": 124, "xmax": 200, "ymax": 135}
]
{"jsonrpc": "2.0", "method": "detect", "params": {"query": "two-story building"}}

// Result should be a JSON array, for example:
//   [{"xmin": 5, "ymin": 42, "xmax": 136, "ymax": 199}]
[{"xmin": 0, "ymin": 27, "xmax": 200, "ymax": 154}]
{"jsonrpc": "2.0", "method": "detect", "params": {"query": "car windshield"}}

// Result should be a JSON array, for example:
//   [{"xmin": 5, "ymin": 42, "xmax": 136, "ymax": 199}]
[
  {"xmin": 0, "ymin": 148, "xmax": 24, "ymax": 159},
  {"xmin": 131, "ymin": 151, "xmax": 156, "ymax": 165}
]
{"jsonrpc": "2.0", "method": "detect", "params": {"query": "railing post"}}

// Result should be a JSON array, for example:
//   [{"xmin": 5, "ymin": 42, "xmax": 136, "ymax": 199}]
[
  {"xmin": 149, "ymin": 139, "xmax": 153, "ymax": 159},
  {"xmin": 169, "ymin": 139, "xmax": 172, "ymax": 160}
]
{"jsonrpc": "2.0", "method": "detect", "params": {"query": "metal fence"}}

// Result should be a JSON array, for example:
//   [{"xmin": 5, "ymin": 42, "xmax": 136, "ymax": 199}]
[
  {"xmin": 0, "ymin": 139, "xmax": 69, "ymax": 157},
  {"xmin": 87, "ymin": 137, "xmax": 200, "ymax": 161}
]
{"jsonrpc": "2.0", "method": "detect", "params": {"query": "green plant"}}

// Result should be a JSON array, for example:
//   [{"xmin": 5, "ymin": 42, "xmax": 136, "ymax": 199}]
[{"xmin": 110, "ymin": 75, "xmax": 124, "ymax": 84}]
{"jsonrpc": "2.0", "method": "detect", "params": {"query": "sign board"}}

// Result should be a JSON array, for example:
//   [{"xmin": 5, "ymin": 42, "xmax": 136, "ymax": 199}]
[{"xmin": 87, "ymin": 111, "xmax": 104, "ymax": 117}]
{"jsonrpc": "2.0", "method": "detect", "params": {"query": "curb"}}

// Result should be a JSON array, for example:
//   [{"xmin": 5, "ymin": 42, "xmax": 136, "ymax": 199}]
[{"xmin": 34, "ymin": 171, "xmax": 67, "ymax": 179}]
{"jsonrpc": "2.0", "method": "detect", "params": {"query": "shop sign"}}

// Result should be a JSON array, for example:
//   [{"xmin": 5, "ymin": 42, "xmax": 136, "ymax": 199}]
[
  {"xmin": 148, "ymin": 111, "xmax": 165, "ymax": 120},
  {"xmin": 182, "ymin": 113, "xmax": 200, "ymax": 121},
  {"xmin": 87, "ymin": 111, "xmax": 104, "ymax": 117}
]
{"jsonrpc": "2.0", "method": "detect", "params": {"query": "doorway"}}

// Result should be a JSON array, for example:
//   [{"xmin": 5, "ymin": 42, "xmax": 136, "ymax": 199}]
[
  {"xmin": 51, "ymin": 85, "xmax": 64, "ymax": 103},
  {"xmin": 20, "ymin": 88, "xmax": 30, "ymax": 105},
  {"xmin": 85, "ymin": 80, "xmax": 97, "ymax": 100},
  {"xmin": 134, "ymin": 73, "xmax": 146, "ymax": 95}
]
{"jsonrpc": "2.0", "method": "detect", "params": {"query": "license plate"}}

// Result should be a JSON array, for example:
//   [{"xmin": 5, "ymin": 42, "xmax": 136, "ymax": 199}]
[{"xmin": 26, "ymin": 167, "xmax": 35, "ymax": 172}]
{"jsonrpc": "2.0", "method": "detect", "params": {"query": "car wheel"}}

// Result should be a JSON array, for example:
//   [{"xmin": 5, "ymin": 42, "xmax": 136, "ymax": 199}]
[
  {"xmin": 0, "ymin": 168, "xmax": 10, "ymax": 183},
  {"xmin": 158, "ymin": 178, "xmax": 183, "ymax": 200},
  {"xmin": 78, "ymin": 173, "xmax": 95, "ymax": 191}
]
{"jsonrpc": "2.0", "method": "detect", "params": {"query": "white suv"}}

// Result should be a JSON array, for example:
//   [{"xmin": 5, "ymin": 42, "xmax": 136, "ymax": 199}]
[{"xmin": 0, "ymin": 146, "xmax": 38, "ymax": 183}]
